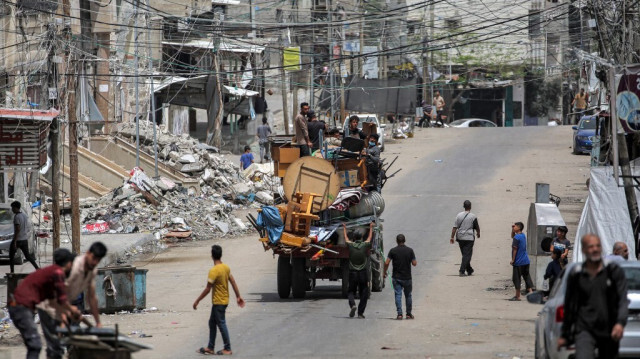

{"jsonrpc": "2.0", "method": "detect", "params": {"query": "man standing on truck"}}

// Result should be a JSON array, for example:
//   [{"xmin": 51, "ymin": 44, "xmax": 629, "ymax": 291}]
[
  {"xmin": 344, "ymin": 222, "xmax": 374, "ymax": 319},
  {"xmin": 294, "ymin": 102, "xmax": 313, "ymax": 156},
  {"xmin": 384, "ymin": 234, "xmax": 417, "ymax": 320}
]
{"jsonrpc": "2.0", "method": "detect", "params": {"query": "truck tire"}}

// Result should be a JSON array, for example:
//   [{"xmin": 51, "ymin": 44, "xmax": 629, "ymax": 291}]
[
  {"xmin": 277, "ymin": 256, "xmax": 292, "ymax": 299},
  {"xmin": 371, "ymin": 253, "xmax": 384, "ymax": 292},
  {"xmin": 341, "ymin": 259, "xmax": 350, "ymax": 299},
  {"xmin": 291, "ymin": 257, "xmax": 306, "ymax": 299}
]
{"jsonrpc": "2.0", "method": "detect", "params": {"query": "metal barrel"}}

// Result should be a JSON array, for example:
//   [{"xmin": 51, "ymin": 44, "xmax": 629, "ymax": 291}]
[{"xmin": 347, "ymin": 191, "xmax": 385, "ymax": 218}]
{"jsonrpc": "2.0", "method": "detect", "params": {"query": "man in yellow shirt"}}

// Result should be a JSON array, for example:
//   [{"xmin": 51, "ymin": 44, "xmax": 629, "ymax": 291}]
[{"xmin": 193, "ymin": 245, "xmax": 245, "ymax": 355}]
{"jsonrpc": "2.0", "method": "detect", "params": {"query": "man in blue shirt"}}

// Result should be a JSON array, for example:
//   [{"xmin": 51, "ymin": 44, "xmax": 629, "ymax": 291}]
[
  {"xmin": 240, "ymin": 146, "xmax": 254, "ymax": 170},
  {"xmin": 510, "ymin": 222, "xmax": 533, "ymax": 301}
]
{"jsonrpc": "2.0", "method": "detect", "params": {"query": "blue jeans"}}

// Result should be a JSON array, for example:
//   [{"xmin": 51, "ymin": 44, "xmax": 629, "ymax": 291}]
[
  {"xmin": 392, "ymin": 278, "xmax": 413, "ymax": 316},
  {"xmin": 208, "ymin": 305, "xmax": 231, "ymax": 351}
]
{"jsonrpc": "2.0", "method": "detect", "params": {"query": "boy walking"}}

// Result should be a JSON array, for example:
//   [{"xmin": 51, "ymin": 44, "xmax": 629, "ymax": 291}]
[
  {"xmin": 510, "ymin": 222, "xmax": 534, "ymax": 301},
  {"xmin": 384, "ymin": 234, "xmax": 417, "ymax": 320},
  {"xmin": 240, "ymin": 145, "xmax": 254, "ymax": 170},
  {"xmin": 193, "ymin": 245, "xmax": 245, "ymax": 355}
]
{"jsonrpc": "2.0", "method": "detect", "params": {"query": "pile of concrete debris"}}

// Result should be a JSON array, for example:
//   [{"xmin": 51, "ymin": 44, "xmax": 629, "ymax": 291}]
[{"xmin": 41, "ymin": 122, "xmax": 282, "ymax": 242}]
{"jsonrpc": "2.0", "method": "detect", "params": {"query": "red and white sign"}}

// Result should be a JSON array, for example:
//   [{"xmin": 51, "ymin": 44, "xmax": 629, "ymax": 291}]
[
  {"xmin": 82, "ymin": 221, "xmax": 110, "ymax": 234},
  {"xmin": 0, "ymin": 108, "xmax": 59, "ymax": 170}
]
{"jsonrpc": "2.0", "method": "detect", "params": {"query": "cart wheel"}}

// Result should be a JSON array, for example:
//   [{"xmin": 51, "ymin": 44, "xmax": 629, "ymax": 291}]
[
  {"xmin": 291, "ymin": 257, "xmax": 307, "ymax": 299},
  {"xmin": 277, "ymin": 256, "xmax": 292, "ymax": 299},
  {"xmin": 341, "ymin": 259, "xmax": 350, "ymax": 299}
]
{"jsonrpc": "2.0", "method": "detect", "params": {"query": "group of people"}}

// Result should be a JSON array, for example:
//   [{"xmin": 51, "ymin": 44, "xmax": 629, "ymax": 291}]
[
  {"xmin": 419, "ymin": 90, "xmax": 446, "ymax": 127},
  {"xmin": 343, "ymin": 222, "xmax": 417, "ymax": 320},
  {"xmin": 292, "ymin": 103, "xmax": 383, "ymax": 191},
  {"xmin": 448, "ymin": 198, "xmax": 633, "ymax": 358},
  {"xmin": 9, "ymin": 240, "xmax": 107, "ymax": 359}
]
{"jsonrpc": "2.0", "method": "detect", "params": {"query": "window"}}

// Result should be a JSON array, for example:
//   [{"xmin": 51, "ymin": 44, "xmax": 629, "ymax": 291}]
[
  {"xmin": 445, "ymin": 18, "xmax": 461, "ymax": 30},
  {"xmin": 513, "ymin": 101, "xmax": 522, "ymax": 119},
  {"xmin": 529, "ymin": 10, "xmax": 541, "ymax": 36}
]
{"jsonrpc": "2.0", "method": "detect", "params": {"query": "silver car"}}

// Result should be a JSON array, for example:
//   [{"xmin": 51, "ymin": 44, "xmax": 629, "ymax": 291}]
[
  {"xmin": 342, "ymin": 113, "xmax": 386, "ymax": 151},
  {"xmin": 0, "ymin": 204, "xmax": 35, "ymax": 264},
  {"xmin": 529, "ymin": 261, "xmax": 640, "ymax": 359}
]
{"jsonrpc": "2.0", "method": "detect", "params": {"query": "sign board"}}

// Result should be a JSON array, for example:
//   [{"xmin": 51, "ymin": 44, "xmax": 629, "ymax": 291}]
[
  {"xmin": 343, "ymin": 40, "xmax": 360, "ymax": 53},
  {"xmin": 48, "ymin": 88, "xmax": 58, "ymax": 100},
  {"xmin": 362, "ymin": 46, "xmax": 378, "ymax": 79},
  {"xmin": 99, "ymin": 84, "xmax": 109, "ymax": 93},
  {"xmin": 615, "ymin": 65, "xmax": 640, "ymax": 133},
  {"xmin": 0, "ymin": 120, "xmax": 49, "ymax": 170},
  {"xmin": 283, "ymin": 47, "xmax": 301, "ymax": 71}
]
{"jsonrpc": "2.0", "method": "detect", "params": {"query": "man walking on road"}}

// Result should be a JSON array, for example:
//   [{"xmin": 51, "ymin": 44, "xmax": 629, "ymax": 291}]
[
  {"xmin": 256, "ymin": 117, "xmax": 272, "ymax": 163},
  {"xmin": 193, "ymin": 245, "xmax": 245, "ymax": 355},
  {"xmin": 384, "ymin": 234, "xmax": 417, "ymax": 320},
  {"xmin": 294, "ymin": 102, "xmax": 313, "ymax": 156},
  {"xmin": 510, "ymin": 222, "xmax": 534, "ymax": 301},
  {"xmin": 433, "ymin": 90, "xmax": 446, "ymax": 126},
  {"xmin": 451, "ymin": 200, "xmax": 480, "ymax": 276},
  {"xmin": 344, "ymin": 222, "xmax": 374, "ymax": 319},
  {"xmin": 558, "ymin": 234, "xmax": 629, "ymax": 358},
  {"xmin": 9, "ymin": 201, "xmax": 39, "ymax": 273}
]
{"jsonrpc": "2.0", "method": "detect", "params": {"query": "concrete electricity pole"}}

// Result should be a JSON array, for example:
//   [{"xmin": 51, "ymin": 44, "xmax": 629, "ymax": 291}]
[
  {"xmin": 280, "ymin": 12, "xmax": 290, "ymax": 135},
  {"xmin": 134, "ymin": 0, "xmax": 141, "ymax": 167},
  {"xmin": 46, "ymin": 23, "xmax": 61, "ymax": 250}
]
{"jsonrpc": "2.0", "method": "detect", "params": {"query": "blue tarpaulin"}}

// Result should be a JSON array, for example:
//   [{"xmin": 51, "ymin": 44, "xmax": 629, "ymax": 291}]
[{"xmin": 257, "ymin": 206, "xmax": 284, "ymax": 244}]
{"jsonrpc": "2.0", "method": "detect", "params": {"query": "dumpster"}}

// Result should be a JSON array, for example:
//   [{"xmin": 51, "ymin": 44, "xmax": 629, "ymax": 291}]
[
  {"xmin": 93, "ymin": 266, "xmax": 147, "ymax": 313},
  {"xmin": 5, "ymin": 273, "xmax": 30, "ymax": 300}
]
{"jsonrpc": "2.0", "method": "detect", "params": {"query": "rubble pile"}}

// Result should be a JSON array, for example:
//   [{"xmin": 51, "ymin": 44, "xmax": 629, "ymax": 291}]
[{"xmin": 44, "ymin": 123, "xmax": 280, "ymax": 242}]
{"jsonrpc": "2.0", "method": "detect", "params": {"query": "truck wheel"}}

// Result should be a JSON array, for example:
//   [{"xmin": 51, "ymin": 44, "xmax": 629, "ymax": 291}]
[
  {"xmin": 341, "ymin": 260, "xmax": 350, "ymax": 299},
  {"xmin": 277, "ymin": 256, "xmax": 292, "ymax": 299},
  {"xmin": 291, "ymin": 258, "xmax": 306, "ymax": 299},
  {"xmin": 371, "ymin": 253, "xmax": 384, "ymax": 292}
]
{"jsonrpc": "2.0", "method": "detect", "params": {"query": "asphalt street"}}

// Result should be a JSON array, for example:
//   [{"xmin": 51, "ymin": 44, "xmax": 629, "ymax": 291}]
[
  {"xmin": 168, "ymin": 126, "xmax": 576, "ymax": 358},
  {"xmin": 1, "ymin": 125, "xmax": 591, "ymax": 358}
]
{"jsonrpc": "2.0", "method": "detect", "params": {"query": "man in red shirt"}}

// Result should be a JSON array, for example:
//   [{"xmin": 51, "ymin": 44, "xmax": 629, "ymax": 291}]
[{"xmin": 8, "ymin": 248, "xmax": 80, "ymax": 359}]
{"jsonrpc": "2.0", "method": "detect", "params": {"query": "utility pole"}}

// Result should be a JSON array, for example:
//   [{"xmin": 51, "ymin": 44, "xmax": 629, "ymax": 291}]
[
  {"xmin": 134, "ymin": 0, "xmax": 141, "ymax": 167},
  {"xmin": 429, "ymin": 2, "xmax": 435, "ymax": 105},
  {"xmin": 280, "ymin": 13, "xmax": 290, "ymax": 135},
  {"xmin": 328, "ymin": 0, "xmax": 336, "ymax": 126},
  {"xmin": 46, "ymin": 23, "xmax": 61, "ymax": 249},
  {"xmin": 309, "ymin": 51, "xmax": 315, "ymax": 108},
  {"xmin": 146, "ymin": 0, "xmax": 159, "ymax": 177}
]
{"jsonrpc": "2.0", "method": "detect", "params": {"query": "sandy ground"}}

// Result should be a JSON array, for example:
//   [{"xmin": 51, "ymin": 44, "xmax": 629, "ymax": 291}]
[{"xmin": 0, "ymin": 125, "xmax": 591, "ymax": 358}]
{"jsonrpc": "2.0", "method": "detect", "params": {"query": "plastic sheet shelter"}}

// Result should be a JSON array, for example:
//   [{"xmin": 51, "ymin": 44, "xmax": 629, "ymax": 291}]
[{"xmin": 573, "ymin": 167, "xmax": 638, "ymax": 262}]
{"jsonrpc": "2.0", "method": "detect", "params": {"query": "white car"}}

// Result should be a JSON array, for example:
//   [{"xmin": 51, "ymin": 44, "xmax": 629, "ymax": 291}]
[
  {"xmin": 342, "ymin": 113, "xmax": 386, "ymax": 151},
  {"xmin": 449, "ymin": 118, "xmax": 497, "ymax": 128}
]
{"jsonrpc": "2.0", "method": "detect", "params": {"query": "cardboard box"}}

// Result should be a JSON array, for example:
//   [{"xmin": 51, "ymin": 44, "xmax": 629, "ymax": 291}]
[
  {"xmin": 272, "ymin": 146, "xmax": 300, "ymax": 164},
  {"xmin": 338, "ymin": 170, "xmax": 360, "ymax": 187}
]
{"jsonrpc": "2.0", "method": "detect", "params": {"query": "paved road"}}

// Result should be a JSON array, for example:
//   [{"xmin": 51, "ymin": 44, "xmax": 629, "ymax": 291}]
[
  {"xmin": 2, "ymin": 126, "xmax": 591, "ymax": 358},
  {"xmin": 168, "ymin": 126, "xmax": 567, "ymax": 358}
]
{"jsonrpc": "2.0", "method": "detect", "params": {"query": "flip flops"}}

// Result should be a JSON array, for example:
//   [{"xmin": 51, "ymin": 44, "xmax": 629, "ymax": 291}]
[
  {"xmin": 508, "ymin": 297, "xmax": 521, "ymax": 301},
  {"xmin": 197, "ymin": 347, "xmax": 215, "ymax": 355},
  {"xmin": 216, "ymin": 350, "xmax": 233, "ymax": 355}
]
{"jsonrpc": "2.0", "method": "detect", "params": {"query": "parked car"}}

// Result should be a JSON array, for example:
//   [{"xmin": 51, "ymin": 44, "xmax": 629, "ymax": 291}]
[
  {"xmin": 0, "ymin": 203, "xmax": 35, "ymax": 265},
  {"xmin": 572, "ymin": 116, "xmax": 597, "ymax": 155},
  {"xmin": 449, "ymin": 118, "xmax": 497, "ymax": 128},
  {"xmin": 342, "ymin": 113, "xmax": 386, "ymax": 151},
  {"xmin": 528, "ymin": 261, "xmax": 640, "ymax": 359}
]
